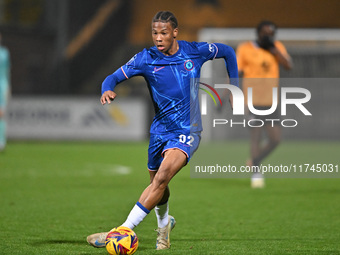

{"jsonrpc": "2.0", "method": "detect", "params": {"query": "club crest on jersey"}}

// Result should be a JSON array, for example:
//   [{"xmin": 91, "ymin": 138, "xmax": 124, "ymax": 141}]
[{"xmin": 184, "ymin": 60, "xmax": 194, "ymax": 71}]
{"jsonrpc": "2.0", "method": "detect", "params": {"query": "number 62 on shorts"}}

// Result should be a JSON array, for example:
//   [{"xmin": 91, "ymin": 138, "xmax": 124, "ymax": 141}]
[{"xmin": 179, "ymin": 134, "xmax": 194, "ymax": 147}]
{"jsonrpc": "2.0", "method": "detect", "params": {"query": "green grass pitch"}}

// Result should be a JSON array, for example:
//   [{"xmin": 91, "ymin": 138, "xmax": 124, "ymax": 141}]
[{"xmin": 0, "ymin": 141, "xmax": 339, "ymax": 255}]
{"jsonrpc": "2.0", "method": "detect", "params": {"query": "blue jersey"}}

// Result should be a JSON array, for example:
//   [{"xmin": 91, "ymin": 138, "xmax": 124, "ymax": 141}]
[{"xmin": 102, "ymin": 40, "xmax": 238, "ymax": 135}]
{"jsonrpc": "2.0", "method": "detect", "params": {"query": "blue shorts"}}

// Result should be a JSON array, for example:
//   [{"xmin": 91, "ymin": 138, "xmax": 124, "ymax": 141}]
[{"xmin": 148, "ymin": 131, "xmax": 201, "ymax": 171}]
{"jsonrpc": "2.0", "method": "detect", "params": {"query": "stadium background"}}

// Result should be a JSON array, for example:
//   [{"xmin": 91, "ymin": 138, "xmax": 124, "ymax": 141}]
[
  {"xmin": 1, "ymin": 0, "xmax": 340, "ymax": 141},
  {"xmin": 2, "ymin": 0, "xmax": 340, "ymax": 93},
  {"xmin": 1, "ymin": 1, "xmax": 340, "ymax": 254}
]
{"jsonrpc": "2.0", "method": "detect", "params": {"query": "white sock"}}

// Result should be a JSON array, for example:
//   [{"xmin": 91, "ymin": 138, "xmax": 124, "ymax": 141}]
[
  {"xmin": 121, "ymin": 202, "xmax": 150, "ymax": 230},
  {"xmin": 154, "ymin": 202, "xmax": 169, "ymax": 228}
]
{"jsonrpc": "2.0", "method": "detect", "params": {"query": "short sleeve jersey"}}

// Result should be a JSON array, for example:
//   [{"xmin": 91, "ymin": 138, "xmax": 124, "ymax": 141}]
[
  {"xmin": 113, "ymin": 40, "xmax": 220, "ymax": 134},
  {"xmin": 236, "ymin": 41, "xmax": 288, "ymax": 106}
]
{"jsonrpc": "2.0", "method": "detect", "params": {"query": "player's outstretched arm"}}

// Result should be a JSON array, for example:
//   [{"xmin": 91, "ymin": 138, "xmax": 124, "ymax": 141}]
[
  {"xmin": 100, "ymin": 68, "xmax": 124, "ymax": 105},
  {"xmin": 101, "ymin": 90, "xmax": 117, "ymax": 105},
  {"xmin": 214, "ymin": 43, "xmax": 239, "ymax": 86}
]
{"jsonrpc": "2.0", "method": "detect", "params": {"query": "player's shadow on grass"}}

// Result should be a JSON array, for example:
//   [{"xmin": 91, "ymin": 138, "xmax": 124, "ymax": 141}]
[
  {"xmin": 32, "ymin": 239, "xmax": 86, "ymax": 246},
  {"xmin": 32, "ymin": 240, "xmax": 109, "ymax": 255},
  {"xmin": 175, "ymin": 237, "xmax": 327, "ymax": 242},
  {"xmin": 32, "ymin": 239, "xmax": 149, "ymax": 252}
]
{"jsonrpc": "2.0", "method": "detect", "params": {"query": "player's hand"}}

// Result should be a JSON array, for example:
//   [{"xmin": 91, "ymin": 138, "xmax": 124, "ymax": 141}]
[{"xmin": 101, "ymin": 90, "xmax": 117, "ymax": 105}]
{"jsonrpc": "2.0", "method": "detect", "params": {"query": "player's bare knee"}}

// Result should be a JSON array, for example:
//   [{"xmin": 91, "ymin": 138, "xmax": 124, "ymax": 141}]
[{"xmin": 153, "ymin": 172, "xmax": 171, "ymax": 191}]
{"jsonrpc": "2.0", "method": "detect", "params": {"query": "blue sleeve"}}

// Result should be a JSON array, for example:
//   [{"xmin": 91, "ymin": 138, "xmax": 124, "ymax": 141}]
[
  {"xmin": 101, "ymin": 51, "xmax": 144, "ymax": 94},
  {"xmin": 214, "ymin": 43, "xmax": 239, "ymax": 87},
  {"xmin": 101, "ymin": 67, "xmax": 127, "ymax": 94},
  {"xmin": 197, "ymin": 42, "xmax": 239, "ymax": 87},
  {"xmin": 196, "ymin": 42, "xmax": 218, "ymax": 61}
]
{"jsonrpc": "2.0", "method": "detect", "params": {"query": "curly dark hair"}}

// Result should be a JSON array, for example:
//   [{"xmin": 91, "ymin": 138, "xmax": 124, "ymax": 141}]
[{"xmin": 152, "ymin": 11, "xmax": 178, "ymax": 29}]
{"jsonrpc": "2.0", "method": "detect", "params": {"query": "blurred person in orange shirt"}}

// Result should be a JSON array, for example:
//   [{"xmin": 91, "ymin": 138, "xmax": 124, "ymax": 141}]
[{"xmin": 236, "ymin": 21, "xmax": 292, "ymax": 188}]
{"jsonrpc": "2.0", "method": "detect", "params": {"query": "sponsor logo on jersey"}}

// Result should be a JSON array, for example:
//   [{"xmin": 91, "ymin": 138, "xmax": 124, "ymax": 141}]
[
  {"xmin": 153, "ymin": 66, "xmax": 165, "ymax": 73},
  {"xmin": 209, "ymin": 44, "xmax": 215, "ymax": 53}
]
